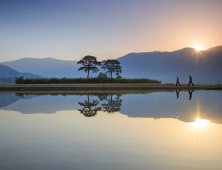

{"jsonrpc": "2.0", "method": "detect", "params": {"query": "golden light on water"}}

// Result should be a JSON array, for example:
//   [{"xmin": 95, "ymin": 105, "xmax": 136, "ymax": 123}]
[{"xmin": 190, "ymin": 117, "xmax": 211, "ymax": 130}]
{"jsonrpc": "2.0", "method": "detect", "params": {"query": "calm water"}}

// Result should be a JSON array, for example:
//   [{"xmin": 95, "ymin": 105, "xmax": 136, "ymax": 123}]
[{"xmin": 0, "ymin": 90, "xmax": 222, "ymax": 170}]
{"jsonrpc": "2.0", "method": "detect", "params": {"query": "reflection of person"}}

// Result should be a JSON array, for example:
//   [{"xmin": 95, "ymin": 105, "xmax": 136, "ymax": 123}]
[
  {"xmin": 188, "ymin": 89, "xmax": 194, "ymax": 100},
  {"xmin": 176, "ymin": 89, "xmax": 180, "ymax": 99},
  {"xmin": 176, "ymin": 77, "xmax": 181, "ymax": 87},
  {"xmin": 188, "ymin": 75, "xmax": 194, "ymax": 87}
]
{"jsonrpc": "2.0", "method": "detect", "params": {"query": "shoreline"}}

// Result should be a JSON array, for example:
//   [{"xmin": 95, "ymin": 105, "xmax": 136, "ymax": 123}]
[{"xmin": 0, "ymin": 86, "xmax": 205, "ymax": 91}]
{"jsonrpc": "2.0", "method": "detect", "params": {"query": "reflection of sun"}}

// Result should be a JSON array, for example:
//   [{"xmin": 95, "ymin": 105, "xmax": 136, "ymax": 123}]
[
  {"xmin": 190, "ymin": 117, "xmax": 210, "ymax": 130},
  {"xmin": 194, "ymin": 45, "xmax": 203, "ymax": 51}
]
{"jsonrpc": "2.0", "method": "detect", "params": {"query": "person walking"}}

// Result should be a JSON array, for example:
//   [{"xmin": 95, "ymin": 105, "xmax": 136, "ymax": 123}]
[
  {"xmin": 188, "ymin": 75, "xmax": 194, "ymax": 87},
  {"xmin": 176, "ymin": 77, "xmax": 181, "ymax": 86}
]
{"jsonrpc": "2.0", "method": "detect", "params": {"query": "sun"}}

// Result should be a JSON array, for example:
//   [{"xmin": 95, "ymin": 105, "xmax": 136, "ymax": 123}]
[{"xmin": 194, "ymin": 45, "xmax": 203, "ymax": 51}]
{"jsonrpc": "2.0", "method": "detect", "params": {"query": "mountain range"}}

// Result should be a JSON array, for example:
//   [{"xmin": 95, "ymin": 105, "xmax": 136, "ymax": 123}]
[
  {"xmin": 2, "ymin": 58, "xmax": 82, "ymax": 78},
  {"xmin": 118, "ymin": 46, "xmax": 222, "ymax": 84},
  {"xmin": 0, "ymin": 64, "xmax": 41, "ymax": 84},
  {"xmin": 1, "ymin": 46, "xmax": 222, "ymax": 84}
]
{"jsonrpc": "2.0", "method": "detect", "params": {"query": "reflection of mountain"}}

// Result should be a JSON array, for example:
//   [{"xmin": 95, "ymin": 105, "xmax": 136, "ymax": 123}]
[
  {"xmin": 119, "ymin": 91, "xmax": 222, "ymax": 124},
  {"xmin": 0, "ymin": 93, "xmax": 85, "ymax": 114},
  {"xmin": 1, "ymin": 92, "xmax": 222, "ymax": 124},
  {"xmin": 0, "ymin": 93, "xmax": 34, "ymax": 109}
]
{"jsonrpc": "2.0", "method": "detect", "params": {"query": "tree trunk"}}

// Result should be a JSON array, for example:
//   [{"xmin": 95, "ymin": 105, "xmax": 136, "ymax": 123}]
[
  {"xmin": 87, "ymin": 70, "xmax": 89, "ymax": 78},
  {"xmin": 111, "ymin": 72, "xmax": 112, "ymax": 78}
]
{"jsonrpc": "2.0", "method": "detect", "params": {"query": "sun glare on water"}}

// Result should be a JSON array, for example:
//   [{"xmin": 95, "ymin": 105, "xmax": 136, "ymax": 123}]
[
  {"xmin": 194, "ymin": 45, "xmax": 203, "ymax": 51},
  {"xmin": 190, "ymin": 118, "xmax": 210, "ymax": 130}
]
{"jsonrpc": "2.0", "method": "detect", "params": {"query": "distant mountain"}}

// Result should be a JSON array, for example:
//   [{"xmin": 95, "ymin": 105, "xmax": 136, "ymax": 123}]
[
  {"xmin": 2, "ymin": 58, "xmax": 86, "ymax": 78},
  {"xmin": 0, "ymin": 64, "xmax": 41, "ymax": 84},
  {"xmin": 117, "ymin": 46, "xmax": 222, "ymax": 84},
  {"xmin": 2, "ymin": 46, "xmax": 222, "ymax": 84}
]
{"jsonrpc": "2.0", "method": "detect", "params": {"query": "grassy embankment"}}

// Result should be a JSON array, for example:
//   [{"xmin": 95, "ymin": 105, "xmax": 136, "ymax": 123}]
[
  {"xmin": 203, "ymin": 85, "xmax": 222, "ymax": 90},
  {"xmin": 0, "ymin": 83, "xmax": 203, "ymax": 87},
  {"xmin": 2, "ymin": 89, "xmax": 190, "ymax": 95},
  {"xmin": 14, "ymin": 77, "xmax": 161, "ymax": 84}
]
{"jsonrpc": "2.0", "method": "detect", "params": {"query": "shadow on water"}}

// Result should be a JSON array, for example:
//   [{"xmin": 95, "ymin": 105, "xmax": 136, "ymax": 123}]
[{"xmin": 0, "ymin": 90, "xmax": 222, "ymax": 124}]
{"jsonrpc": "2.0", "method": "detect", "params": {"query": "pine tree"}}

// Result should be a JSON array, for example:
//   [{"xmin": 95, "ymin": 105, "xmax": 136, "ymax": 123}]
[
  {"xmin": 77, "ymin": 55, "xmax": 101, "ymax": 78},
  {"xmin": 101, "ymin": 59, "xmax": 122, "ymax": 78}
]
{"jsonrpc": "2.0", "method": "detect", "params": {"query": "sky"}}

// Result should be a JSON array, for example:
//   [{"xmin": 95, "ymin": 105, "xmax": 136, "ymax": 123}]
[{"xmin": 1, "ymin": 0, "xmax": 222, "ymax": 62}]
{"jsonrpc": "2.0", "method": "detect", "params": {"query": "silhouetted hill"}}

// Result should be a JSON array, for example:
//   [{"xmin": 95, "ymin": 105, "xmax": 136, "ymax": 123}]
[
  {"xmin": 0, "ymin": 64, "xmax": 41, "ymax": 84},
  {"xmin": 117, "ymin": 46, "xmax": 222, "ymax": 84},
  {"xmin": 2, "ymin": 58, "xmax": 86, "ymax": 78},
  {"xmin": 2, "ymin": 46, "xmax": 222, "ymax": 84}
]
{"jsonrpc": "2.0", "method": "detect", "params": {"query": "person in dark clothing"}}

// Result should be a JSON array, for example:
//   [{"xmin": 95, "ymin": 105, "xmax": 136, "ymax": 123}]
[
  {"xmin": 188, "ymin": 75, "xmax": 194, "ymax": 87},
  {"xmin": 176, "ymin": 89, "xmax": 180, "ymax": 99},
  {"xmin": 176, "ymin": 77, "xmax": 181, "ymax": 86},
  {"xmin": 188, "ymin": 89, "xmax": 194, "ymax": 100}
]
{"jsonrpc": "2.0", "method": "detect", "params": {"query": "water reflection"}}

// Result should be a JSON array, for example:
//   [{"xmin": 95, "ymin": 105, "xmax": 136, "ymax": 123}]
[
  {"xmin": 188, "ymin": 89, "xmax": 194, "ymax": 100},
  {"xmin": 78, "ymin": 95, "xmax": 101, "ymax": 117},
  {"xmin": 176, "ymin": 89, "xmax": 180, "ymax": 99},
  {"xmin": 0, "ymin": 91, "xmax": 222, "ymax": 124},
  {"xmin": 190, "ymin": 117, "xmax": 211, "ymax": 130},
  {"xmin": 176, "ymin": 89, "xmax": 194, "ymax": 100},
  {"xmin": 1, "ymin": 91, "xmax": 222, "ymax": 170},
  {"xmin": 101, "ymin": 95, "xmax": 122, "ymax": 113},
  {"xmin": 77, "ymin": 94, "xmax": 122, "ymax": 116}
]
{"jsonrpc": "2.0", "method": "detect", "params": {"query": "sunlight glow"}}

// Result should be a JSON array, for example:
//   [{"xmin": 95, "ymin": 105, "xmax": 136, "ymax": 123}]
[
  {"xmin": 190, "ymin": 117, "xmax": 210, "ymax": 130},
  {"xmin": 194, "ymin": 45, "xmax": 203, "ymax": 51}
]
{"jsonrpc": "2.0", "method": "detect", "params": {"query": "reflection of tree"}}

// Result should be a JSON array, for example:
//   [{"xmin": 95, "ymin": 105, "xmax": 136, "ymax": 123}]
[
  {"xmin": 78, "ymin": 95, "xmax": 101, "ymax": 117},
  {"xmin": 15, "ymin": 93, "xmax": 24, "ymax": 98},
  {"xmin": 97, "ymin": 94, "xmax": 109, "ymax": 101},
  {"xmin": 102, "ymin": 95, "xmax": 122, "ymax": 113}
]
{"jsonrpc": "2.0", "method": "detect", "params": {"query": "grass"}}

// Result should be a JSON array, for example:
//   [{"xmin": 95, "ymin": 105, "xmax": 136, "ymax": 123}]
[{"xmin": 204, "ymin": 85, "xmax": 222, "ymax": 90}]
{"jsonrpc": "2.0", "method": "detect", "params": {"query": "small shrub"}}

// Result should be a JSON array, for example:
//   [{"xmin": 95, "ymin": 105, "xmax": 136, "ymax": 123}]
[
  {"xmin": 97, "ymin": 72, "xmax": 108, "ymax": 79},
  {"xmin": 15, "ymin": 76, "xmax": 24, "ymax": 84}
]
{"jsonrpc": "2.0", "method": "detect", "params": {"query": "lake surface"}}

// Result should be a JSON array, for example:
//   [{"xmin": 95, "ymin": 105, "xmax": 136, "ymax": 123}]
[{"xmin": 0, "ymin": 90, "xmax": 222, "ymax": 170}]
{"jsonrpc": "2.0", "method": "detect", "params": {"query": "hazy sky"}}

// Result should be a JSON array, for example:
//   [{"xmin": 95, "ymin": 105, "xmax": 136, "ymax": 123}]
[{"xmin": 1, "ymin": 0, "xmax": 222, "ymax": 62}]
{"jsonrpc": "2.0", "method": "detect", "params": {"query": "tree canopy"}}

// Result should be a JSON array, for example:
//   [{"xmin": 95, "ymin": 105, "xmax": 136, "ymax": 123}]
[
  {"xmin": 101, "ymin": 59, "xmax": 122, "ymax": 78},
  {"xmin": 77, "ymin": 55, "xmax": 101, "ymax": 78}
]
